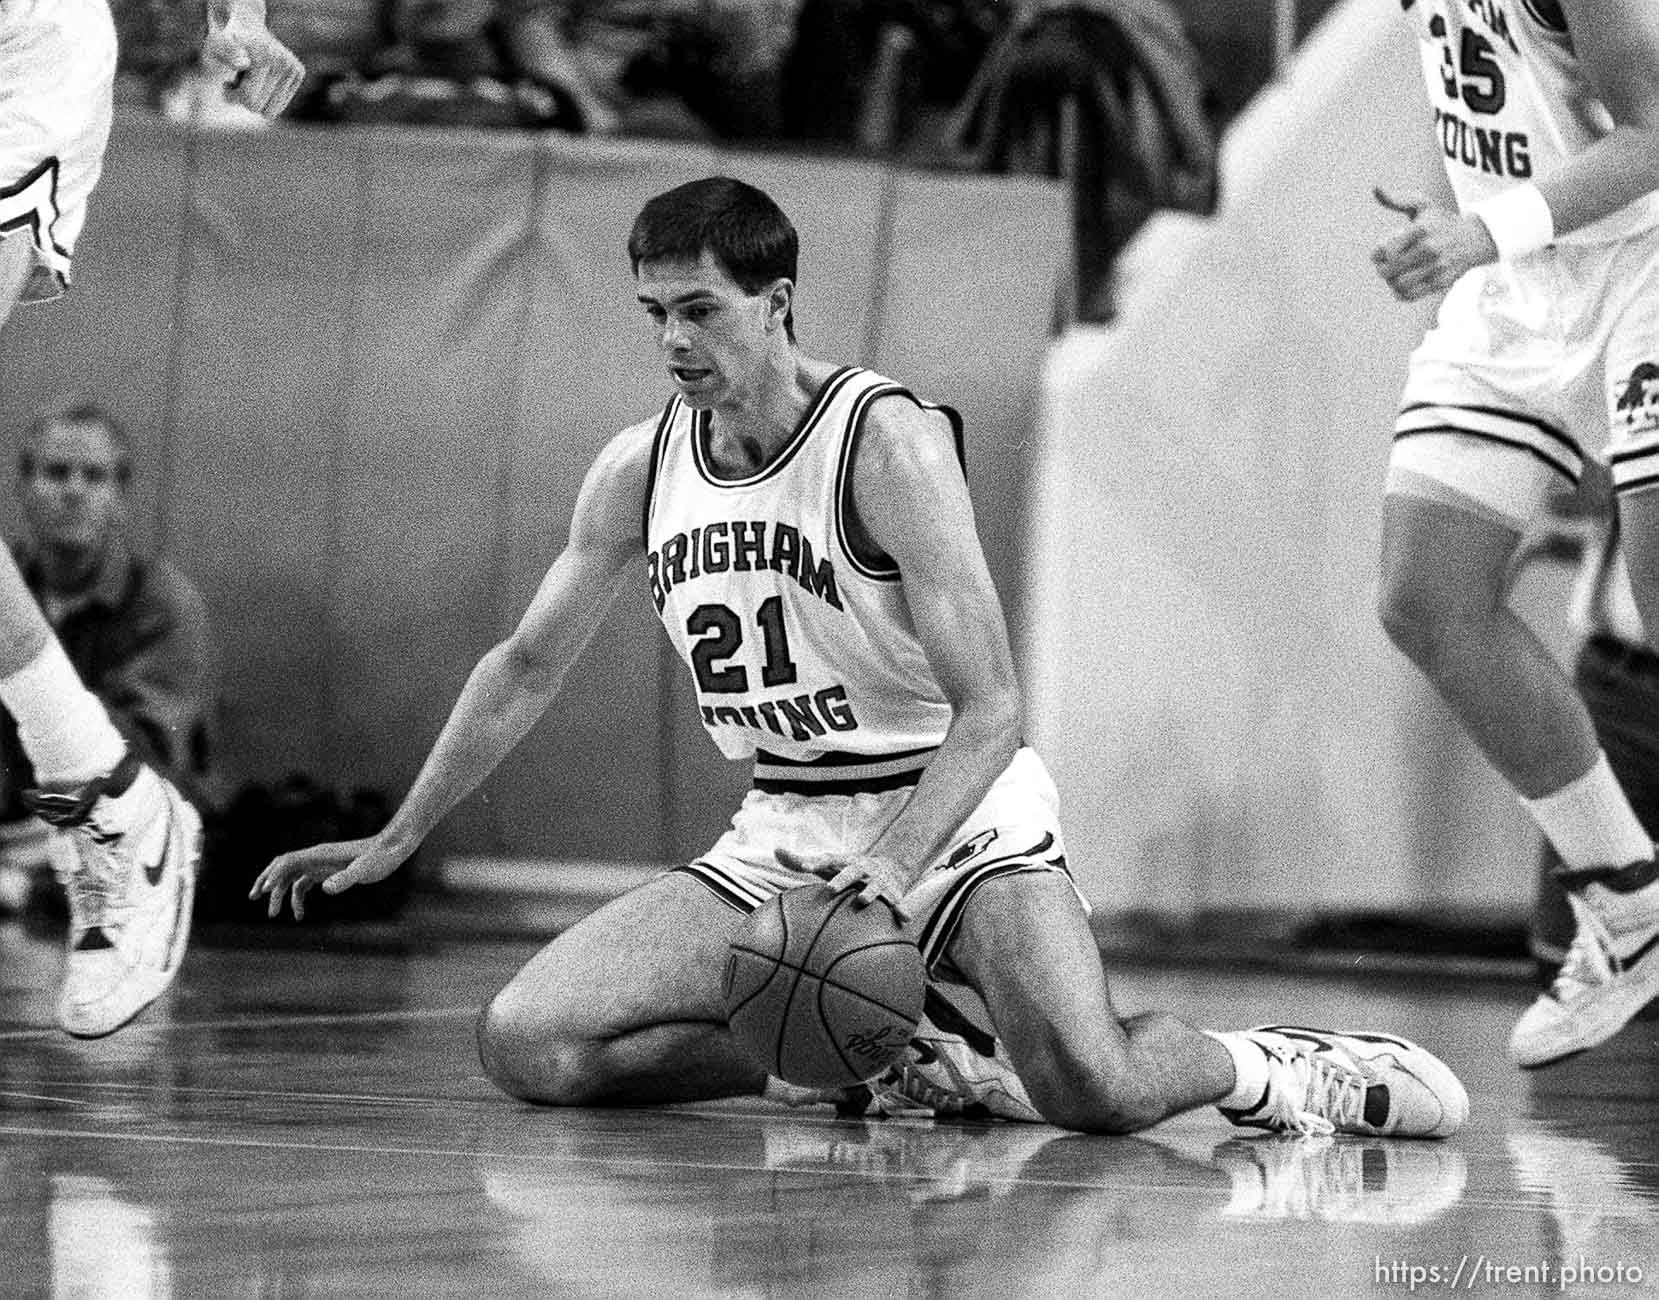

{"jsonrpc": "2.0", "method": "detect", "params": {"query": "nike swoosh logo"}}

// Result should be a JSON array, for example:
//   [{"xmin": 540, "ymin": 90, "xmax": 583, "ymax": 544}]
[{"xmin": 142, "ymin": 802, "xmax": 173, "ymax": 888}]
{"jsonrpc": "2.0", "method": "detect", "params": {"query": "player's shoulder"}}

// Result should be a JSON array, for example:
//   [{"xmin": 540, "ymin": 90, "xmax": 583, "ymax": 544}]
[
  {"xmin": 590, "ymin": 412, "xmax": 666, "ymax": 483},
  {"xmin": 857, "ymin": 383, "xmax": 961, "ymax": 473},
  {"xmin": 569, "ymin": 413, "xmax": 671, "ymax": 541}
]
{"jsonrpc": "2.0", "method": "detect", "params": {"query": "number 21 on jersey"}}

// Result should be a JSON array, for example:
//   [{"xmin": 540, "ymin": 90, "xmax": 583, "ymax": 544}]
[{"xmin": 687, "ymin": 596, "xmax": 799, "ymax": 694}]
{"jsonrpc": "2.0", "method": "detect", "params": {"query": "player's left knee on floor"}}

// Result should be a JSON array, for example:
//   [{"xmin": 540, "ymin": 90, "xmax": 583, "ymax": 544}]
[{"xmin": 476, "ymin": 997, "xmax": 597, "ymax": 1106}]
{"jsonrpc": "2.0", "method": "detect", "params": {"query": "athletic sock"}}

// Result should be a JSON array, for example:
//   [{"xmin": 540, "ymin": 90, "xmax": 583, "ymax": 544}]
[
  {"xmin": 1520, "ymin": 752, "xmax": 1652, "ymax": 872},
  {"xmin": 1206, "ymin": 1030, "xmax": 1271, "ymax": 1111},
  {"xmin": 1588, "ymin": 869, "xmax": 1659, "ymax": 935},
  {"xmin": 0, "ymin": 639, "xmax": 126, "ymax": 786}
]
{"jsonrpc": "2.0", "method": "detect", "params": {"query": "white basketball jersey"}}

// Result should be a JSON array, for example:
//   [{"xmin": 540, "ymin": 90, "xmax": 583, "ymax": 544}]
[
  {"xmin": 1404, "ymin": 0, "xmax": 1659, "ymax": 242},
  {"xmin": 643, "ymin": 366, "xmax": 957, "ymax": 773}
]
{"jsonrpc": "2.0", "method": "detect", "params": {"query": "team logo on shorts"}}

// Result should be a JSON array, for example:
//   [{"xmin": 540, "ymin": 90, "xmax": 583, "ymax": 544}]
[
  {"xmin": 944, "ymin": 829, "xmax": 999, "ymax": 870},
  {"xmin": 1614, "ymin": 361, "xmax": 1659, "ymax": 435}
]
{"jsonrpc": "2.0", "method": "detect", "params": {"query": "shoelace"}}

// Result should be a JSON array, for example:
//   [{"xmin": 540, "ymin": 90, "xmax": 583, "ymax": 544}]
[
  {"xmin": 57, "ymin": 815, "xmax": 129, "ymax": 934},
  {"xmin": 1553, "ymin": 894, "xmax": 1616, "ymax": 1000},
  {"xmin": 1260, "ymin": 1045, "xmax": 1366, "ymax": 1137},
  {"xmin": 860, "ymin": 1036, "xmax": 992, "ymax": 1116},
  {"xmin": 866, "ymin": 1058, "xmax": 954, "ymax": 1115}
]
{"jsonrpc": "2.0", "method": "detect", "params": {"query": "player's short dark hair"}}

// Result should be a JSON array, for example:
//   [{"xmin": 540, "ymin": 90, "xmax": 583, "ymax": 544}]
[
  {"xmin": 628, "ymin": 177, "xmax": 797, "ymax": 339},
  {"xmin": 20, "ymin": 396, "xmax": 132, "ymax": 488}
]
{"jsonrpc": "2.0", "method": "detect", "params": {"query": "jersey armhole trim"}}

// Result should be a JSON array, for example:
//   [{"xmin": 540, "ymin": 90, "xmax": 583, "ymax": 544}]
[
  {"xmin": 1520, "ymin": 0, "xmax": 1567, "ymax": 34},
  {"xmin": 640, "ymin": 398, "xmax": 681, "ymax": 547},
  {"xmin": 834, "ymin": 388, "xmax": 967, "ymax": 582}
]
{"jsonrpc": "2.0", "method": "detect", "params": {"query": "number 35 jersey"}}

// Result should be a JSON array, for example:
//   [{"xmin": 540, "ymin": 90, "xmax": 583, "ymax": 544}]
[
  {"xmin": 643, "ymin": 366, "xmax": 958, "ymax": 776},
  {"xmin": 1404, "ymin": 0, "xmax": 1659, "ymax": 243}
]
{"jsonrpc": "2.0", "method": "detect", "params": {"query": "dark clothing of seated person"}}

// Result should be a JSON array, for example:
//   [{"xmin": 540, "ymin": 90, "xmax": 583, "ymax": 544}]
[
  {"xmin": 322, "ymin": 0, "xmax": 589, "ymax": 128},
  {"xmin": 0, "ymin": 404, "xmax": 224, "ymax": 864}
]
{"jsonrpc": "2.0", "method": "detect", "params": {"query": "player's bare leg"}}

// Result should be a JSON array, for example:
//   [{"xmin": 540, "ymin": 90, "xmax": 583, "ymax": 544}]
[
  {"xmin": 0, "ymin": 226, "xmax": 32, "ymax": 332},
  {"xmin": 1501, "ymin": 487, "xmax": 1659, "ymax": 1067},
  {"xmin": 0, "ymin": 547, "xmax": 200, "ymax": 1038},
  {"xmin": 0, "ymin": 247, "xmax": 200, "ymax": 1035},
  {"xmin": 1378, "ymin": 492, "xmax": 1601, "ymax": 798},
  {"xmin": 477, "ymin": 872, "xmax": 767, "ymax": 1105},
  {"xmin": 1615, "ymin": 488, "xmax": 1659, "ymax": 674},
  {"xmin": 944, "ymin": 874, "xmax": 1232, "ymax": 1132},
  {"xmin": 942, "ymin": 874, "xmax": 1466, "ymax": 1137}
]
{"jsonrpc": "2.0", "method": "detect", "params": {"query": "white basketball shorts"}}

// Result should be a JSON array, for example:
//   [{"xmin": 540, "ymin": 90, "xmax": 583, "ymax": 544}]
[
  {"xmin": 0, "ymin": 0, "xmax": 117, "ymax": 304},
  {"xmin": 671, "ymin": 747, "xmax": 1086, "ymax": 974},
  {"xmin": 1387, "ymin": 223, "xmax": 1659, "ymax": 525}
]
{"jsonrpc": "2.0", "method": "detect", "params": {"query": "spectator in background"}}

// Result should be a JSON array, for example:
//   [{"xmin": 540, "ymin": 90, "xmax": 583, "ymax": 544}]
[
  {"xmin": 105, "ymin": 0, "xmax": 204, "ymax": 105},
  {"xmin": 0, "ymin": 400, "xmax": 224, "ymax": 913},
  {"xmin": 940, "ymin": 0, "xmax": 1217, "ymax": 323},
  {"xmin": 323, "ymin": 0, "xmax": 590, "ymax": 129},
  {"xmin": 493, "ymin": 0, "xmax": 794, "ymax": 140},
  {"xmin": 780, "ymin": 0, "xmax": 1001, "ymax": 150},
  {"xmin": 112, "ymin": 0, "xmax": 797, "ymax": 139},
  {"xmin": 108, "ymin": 0, "xmax": 308, "ymax": 126},
  {"xmin": 262, "ymin": 0, "xmax": 392, "ymax": 118}
]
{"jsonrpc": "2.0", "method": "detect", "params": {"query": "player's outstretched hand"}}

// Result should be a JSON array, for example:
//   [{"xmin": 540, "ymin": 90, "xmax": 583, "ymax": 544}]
[
  {"xmin": 200, "ymin": 12, "xmax": 306, "ymax": 117},
  {"xmin": 1370, "ymin": 185, "xmax": 1498, "ymax": 301},
  {"xmin": 251, "ymin": 835, "xmax": 407, "ymax": 921},
  {"xmin": 776, "ymin": 847, "xmax": 911, "ymax": 921}
]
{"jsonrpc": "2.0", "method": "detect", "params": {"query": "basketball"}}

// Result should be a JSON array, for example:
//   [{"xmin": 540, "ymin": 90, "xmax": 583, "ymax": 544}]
[{"xmin": 723, "ymin": 884, "xmax": 927, "ymax": 1089}]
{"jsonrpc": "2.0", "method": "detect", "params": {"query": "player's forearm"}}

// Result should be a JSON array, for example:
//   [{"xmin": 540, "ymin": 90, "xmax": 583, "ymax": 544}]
[
  {"xmin": 378, "ymin": 640, "xmax": 567, "ymax": 854},
  {"xmin": 1537, "ymin": 125, "xmax": 1659, "ymax": 237},
  {"xmin": 868, "ymin": 696, "xmax": 1022, "ymax": 877}
]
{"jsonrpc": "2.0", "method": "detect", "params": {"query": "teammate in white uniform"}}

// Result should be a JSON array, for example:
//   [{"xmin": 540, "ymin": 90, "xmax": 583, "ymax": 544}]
[
  {"xmin": 0, "ymin": 0, "xmax": 302, "ymax": 1036},
  {"xmin": 1373, "ymin": 0, "xmax": 1659, "ymax": 1067},
  {"xmin": 257, "ymin": 177, "xmax": 1467, "ymax": 1139}
]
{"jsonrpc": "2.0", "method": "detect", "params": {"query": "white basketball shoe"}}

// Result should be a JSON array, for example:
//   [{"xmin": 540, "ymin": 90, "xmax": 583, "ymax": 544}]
[
  {"xmin": 1221, "ymin": 1026, "xmax": 1468, "ymax": 1139},
  {"xmin": 861, "ymin": 1013, "xmax": 1045, "ymax": 1123},
  {"xmin": 1509, "ymin": 880, "xmax": 1659, "ymax": 1069},
  {"xmin": 25, "ymin": 756, "xmax": 201, "ymax": 1038}
]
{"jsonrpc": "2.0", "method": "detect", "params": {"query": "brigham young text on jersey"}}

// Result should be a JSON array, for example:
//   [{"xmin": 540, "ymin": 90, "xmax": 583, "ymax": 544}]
[
  {"xmin": 643, "ymin": 365, "xmax": 961, "ymax": 764},
  {"xmin": 1407, "ymin": 0, "xmax": 1659, "ymax": 238}
]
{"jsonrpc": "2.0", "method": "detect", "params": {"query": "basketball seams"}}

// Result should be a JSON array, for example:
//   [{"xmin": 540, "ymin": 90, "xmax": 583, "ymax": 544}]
[
  {"xmin": 766, "ymin": 896, "xmax": 799, "ymax": 1076},
  {"xmin": 728, "ymin": 940, "xmax": 918, "ymax": 1018},
  {"xmin": 819, "ymin": 939, "xmax": 926, "ymax": 1078},
  {"xmin": 724, "ymin": 885, "xmax": 925, "ymax": 1087},
  {"xmin": 817, "ymin": 977, "xmax": 915, "ymax": 1080},
  {"xmin": 814, "ymin": 976, "xmax": 923, "ymax": 1025},
  {"xmin": 819, "ymin": 942, "xmax": 925, "ymax": 1019},
  {"xmin": 722, "ymin": 948, "xmax": 790, "ymax": 1017},
  {"xmin": 795, "ymin": 889, "xmax": 859, "ymax": 972},
  {"xmin": 772, "ymin": 961, "xmax": 807, "ymax": 1078}
]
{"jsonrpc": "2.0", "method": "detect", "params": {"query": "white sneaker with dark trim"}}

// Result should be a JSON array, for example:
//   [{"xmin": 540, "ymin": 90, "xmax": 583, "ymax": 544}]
[
  {"xmin": 862, "ymin": 1015, "xmax": 1044, "ymax": 1123},
  {"xmin": 26, "ymin": 760, "xmax": 201, "ymax": 1038},
  {"xmin": 1222, "ymin": 1026, "xmax": 1467, "ymax": 1139},
  {"xmin": 1509, "ymin": 889, "xmax": 1659, "ymax": 1069}
]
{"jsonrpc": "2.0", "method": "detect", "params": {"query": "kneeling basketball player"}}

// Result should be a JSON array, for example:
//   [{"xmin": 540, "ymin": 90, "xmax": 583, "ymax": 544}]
[{"xmin": 255, "ymin": 177, "xmax": 1467, "ymax": 1138}]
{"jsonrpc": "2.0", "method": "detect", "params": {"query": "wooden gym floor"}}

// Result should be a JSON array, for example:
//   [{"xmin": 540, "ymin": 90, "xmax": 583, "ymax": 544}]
[{"xmin": 1, "ymin": 921, "xmax": 1654, "ymax": 1298}]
